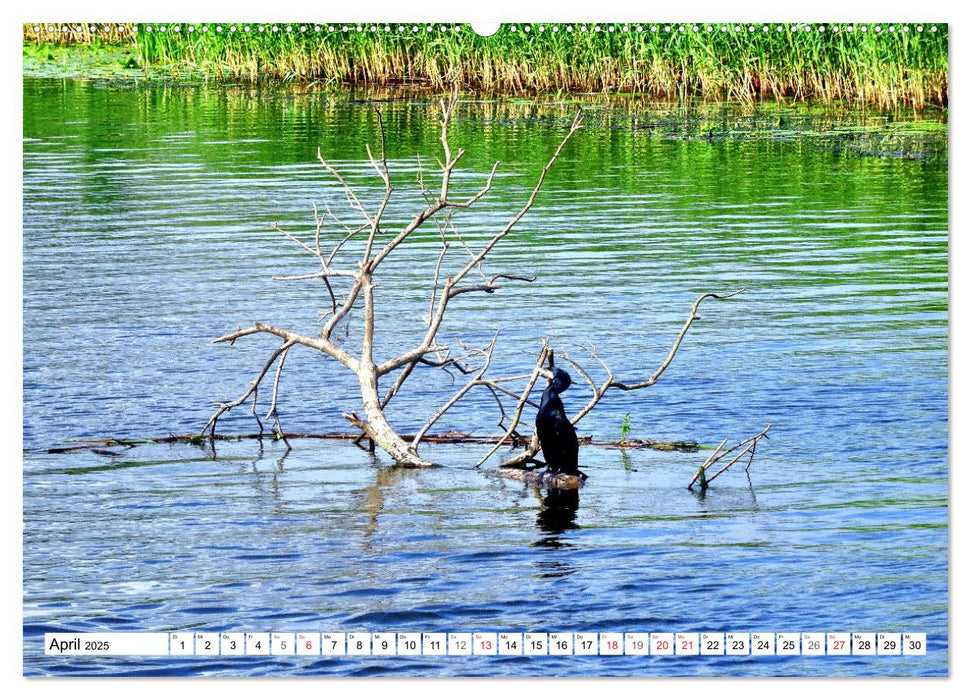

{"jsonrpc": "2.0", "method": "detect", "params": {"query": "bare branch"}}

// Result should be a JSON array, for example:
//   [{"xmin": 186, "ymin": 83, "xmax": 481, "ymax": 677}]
[
  {"xmin": 688, "ymin": 424, "xmax": 772, "ymax": 490},
  {"xmin": 481, "ymin": 379, "xmax": 542, "ymax": 410},
  {"xmin": 365, "ymin": 107, "xmax": 390, "ymax": 187},
  {"xmin": 416, "ymin": 154, "xmax": 430, "ymax": 197},
  {"xmin": 498, "ymin": 290, "xmax": 743, "ymax": 467},
  {"xmin": 272, "ymin": 223, "xmax": 319, "ymax": 258},
  {"xmin": 368, "ymin": 357, "xmax": 543, "ymax": 451},
  {"xmin": 442, "ymin": 216, "xmax": 490, "ymax": 284},
  {"xmin": 313, "ymin": 203, "xmax": 324, "ymax": 259},
  {"xmin": 489, "ymin": 273, "xmax": 537, "ymax": 285},
  {"xmin": 445, "ymin": 160, "xmax": 501, "ymax": 208},
  {"xmin": 552, "ymin": 348, "xmax": 601, "ymax": 401},
  {"xmin": 311, "ymin": 205, "xmax": 340, "ymax": 317},
  {"xmin": 321, "ymin": 275, "xmax": 365, "ymax": 342},
  {"xmin": 447, "ymin": 283, "xmax": 501, "ymax": 298},
  {"xmin": 250, "ymin": 385, "xmax": 263, "ymax": 435},
  {"xmin": 427, "ymin": 226, "xmax": 451, "ymax": 325},
  {"xmin": 265, "ymin": 347, "xmax": 291, "ymax": 422},
  {"xmin": 483, "ymin": 372, "xmax": 539, "ymax": 383},
  {"xmin": 484, "ymin": 384, "xmax": 511, "ymax": 429},
  {"xmin": 272, "ymin": 270, "xmax": 359, "ymax": 281},
  {"xmin": 379, "ymin": 111, "xmax": 582, "ymax": 378},
  {"xmin": 568, "ymin": 290, "xmax": 745, "ymax": 425},
  {"xmin": 323, "ymin": 210, "xmax": 368, "ymax": 267},
  {"xmin": 362, "ymin": 109, "xmax": 393, "ymax": 266},
  {"xmin": 201, "ymin": 340, "xmax": 296, "ymax": 438},
  {"xmin": 450, "ymin": 109, "xmax": 584, "ymax": 289},
  {"xmin": 411, "ymin": 330, "xmax": 500, "ymax": 448},
  {"xmin": 317, "ymin": 148, "xmax": 374, "ymax": 227},
  {"xmin": 609, "ymin": 289, "xmax": 745, "ymax": 392},
  {"xmin": 360, "ymin": 271, "xmax": 377, "ymax": 366},
  {"xmin": 369, "ymin": 200, "xmax": 450, "ymax": 276},
  {"xmin": 698, "ymin": 438, "xmax": 729, "ymax": 473},
  {"xmin": 266, "ymin": 346, "xmax": 292, "ymax": 448},
  {"xmin": 380, "ymin": 361, "xmax": 419, "ymax": 408},
  {"xmin": 213, "ymin": 322, "xmax": 358, "ymax": 373},
  {"xmin": 365, "ymin": 95, "xmax": 468, "ymax": 274},
  {"xmin": 473, "ymin": 342, "xmax": 550, "ymax": 468},
  {"xmin": 438, "ymin": 83, "xmax": 463, "ymax": 199},
  {"xmin": 446, "ymin": 274, "xmax": 538, "ymax": 301}
]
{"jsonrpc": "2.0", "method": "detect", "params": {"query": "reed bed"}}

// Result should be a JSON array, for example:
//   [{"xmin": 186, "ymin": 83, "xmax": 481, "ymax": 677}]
[{"xmin": 24, "ymin": 22, "xmax": 948, "ymax": 109}]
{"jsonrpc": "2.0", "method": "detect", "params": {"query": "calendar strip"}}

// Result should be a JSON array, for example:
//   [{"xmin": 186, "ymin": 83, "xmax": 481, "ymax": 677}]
[{"xmin": 44, "ymin": 632, "xmax": 927, "ymax": 657}]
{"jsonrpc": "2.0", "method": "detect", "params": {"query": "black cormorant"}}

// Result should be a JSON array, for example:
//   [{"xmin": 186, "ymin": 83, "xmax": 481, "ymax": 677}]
[{"xmin": 536, "ymin": 365, "xmax": 580, "ymax": 476}]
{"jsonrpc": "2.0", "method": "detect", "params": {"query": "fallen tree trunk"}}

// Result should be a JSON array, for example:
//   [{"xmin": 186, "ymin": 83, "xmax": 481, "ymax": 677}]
[{"xmin": 44, "ymin": 433, "xmax": 704, "ymax": 454}]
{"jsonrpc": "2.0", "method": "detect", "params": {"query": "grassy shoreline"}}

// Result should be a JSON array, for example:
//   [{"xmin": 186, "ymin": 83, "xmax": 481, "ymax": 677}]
[{"xmin": 23, "ymin": 22, "xmax": 948, "ymax": 109}]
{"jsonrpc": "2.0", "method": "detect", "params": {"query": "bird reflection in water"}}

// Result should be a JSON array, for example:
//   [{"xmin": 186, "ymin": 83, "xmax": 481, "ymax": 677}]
[{"xmin": 535, "ymin": 487, "xmax": 580, "ymax": 539}]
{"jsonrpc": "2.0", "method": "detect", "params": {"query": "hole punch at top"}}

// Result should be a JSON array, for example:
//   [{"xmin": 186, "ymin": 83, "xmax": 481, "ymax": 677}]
[{"xmin": 471, "ymin": 23, "xmax": 501, "ymax": 37}]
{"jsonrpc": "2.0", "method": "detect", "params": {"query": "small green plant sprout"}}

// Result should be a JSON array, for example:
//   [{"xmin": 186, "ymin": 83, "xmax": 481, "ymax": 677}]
[{"xmin": 620, "ymin": 413, "xmax": 631, "ymax": 445}]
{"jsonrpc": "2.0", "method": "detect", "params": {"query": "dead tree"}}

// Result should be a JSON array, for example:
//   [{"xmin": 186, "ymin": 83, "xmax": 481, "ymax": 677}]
[
  {"xmin": 202, "ymin": 86, "xmax": 750, "ymax": 470},
  {"xmin": 202, "ymin": 86, "xmax": 583, "ymax": 466}
]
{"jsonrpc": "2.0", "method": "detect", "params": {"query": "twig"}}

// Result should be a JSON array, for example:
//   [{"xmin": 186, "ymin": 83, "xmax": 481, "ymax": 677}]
[
  {"xmin": 473, "ymin": 342, "xmax": 550, "ymax": 468},
  {"xmin": 265, "ymin": 345, "xmax": 292, "ymax": 448},
  {"xmin": 201, "ymin": 340, "xmax": 297, "ymax": 438},
  {"xmin": 411, "ymin": 330, "xmax": 500, "ymax": 448},
  {"xmin": 316, "ymin": 148, "xmax": 374, "ymax": 226},
  {"xmin": 609, "ymin": 290, "xmax": 745, "ymax": 392},
  {"xmin": 688, "ymin": 424, "xmax": 771, "ymax": 490}
]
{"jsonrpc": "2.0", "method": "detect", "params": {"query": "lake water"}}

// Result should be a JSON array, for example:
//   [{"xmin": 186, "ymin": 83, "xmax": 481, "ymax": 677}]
[{"xmin": 22, "ymin": 80, "xmax": 948, "ymax": 676}]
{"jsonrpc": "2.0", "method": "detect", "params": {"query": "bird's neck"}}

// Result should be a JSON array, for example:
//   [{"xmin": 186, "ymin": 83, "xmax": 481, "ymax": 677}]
[{"xmin": 540, "ymin": 386, "xmax": 564, "ymax": 413}]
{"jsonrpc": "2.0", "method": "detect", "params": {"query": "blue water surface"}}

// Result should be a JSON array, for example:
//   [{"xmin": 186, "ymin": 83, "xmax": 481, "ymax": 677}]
[{"xmin": 22, "ymin": 81, "xmax": 948, "ymax": 676}]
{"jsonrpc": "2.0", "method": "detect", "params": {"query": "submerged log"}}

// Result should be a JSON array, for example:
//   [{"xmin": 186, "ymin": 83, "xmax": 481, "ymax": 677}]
[
  {"xmin": 44, "ymin": 432, "xmax": 701, "ymax": 454},
  {"xmin": 497, "ymin": 467, "xmax": 587, "ymax": 490}
]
